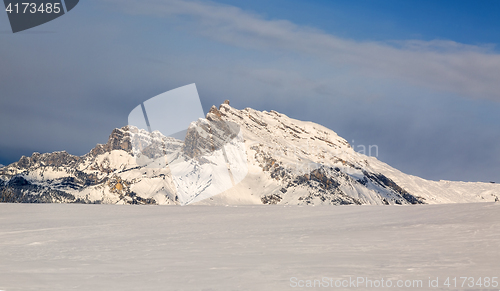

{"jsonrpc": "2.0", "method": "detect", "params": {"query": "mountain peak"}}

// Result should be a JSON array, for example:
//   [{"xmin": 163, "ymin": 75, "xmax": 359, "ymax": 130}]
[
  {"xmin": 88, "ymin": 126, "xmax": 133, "ymax": 157},
  {"xmin": 1, "ymin": 104, "xmax": 499, "ymax": 205},
  {"xmin": 208, "ymin": 105, "xmax": 222, "ymax": 119}
]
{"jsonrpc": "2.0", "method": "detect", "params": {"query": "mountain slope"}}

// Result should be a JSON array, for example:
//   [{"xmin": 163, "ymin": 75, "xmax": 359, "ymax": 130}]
[{"xmin": 1, "ymin": 103, "xmax": 498, "ymax": 205}]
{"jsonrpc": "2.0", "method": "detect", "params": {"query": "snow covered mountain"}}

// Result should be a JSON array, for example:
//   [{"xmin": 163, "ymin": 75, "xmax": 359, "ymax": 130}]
[{"xmin": 1, "ymin": 102, "xmax": 498, "ymax": 205}]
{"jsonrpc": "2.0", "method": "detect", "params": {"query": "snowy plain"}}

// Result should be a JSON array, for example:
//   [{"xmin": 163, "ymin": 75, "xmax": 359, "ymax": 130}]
[{"xmin": 0, "ymin": 203, "xmax": 499, "ymax": 291}]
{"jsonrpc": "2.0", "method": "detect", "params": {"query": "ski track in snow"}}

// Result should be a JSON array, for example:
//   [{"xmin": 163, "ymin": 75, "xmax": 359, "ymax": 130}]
[{"xmin": 0, "ymin": 203, "xmax": 499, "ymax": 291}]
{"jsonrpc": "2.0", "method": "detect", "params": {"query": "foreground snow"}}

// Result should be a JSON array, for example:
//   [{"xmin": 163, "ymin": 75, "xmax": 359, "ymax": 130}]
[{"xmin": 0, "ymin": 203, "xmax": 499, "ymax": 291}]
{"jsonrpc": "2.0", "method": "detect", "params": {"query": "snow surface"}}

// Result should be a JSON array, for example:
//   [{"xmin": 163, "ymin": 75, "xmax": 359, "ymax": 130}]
[{"xmin": 0, "ymin": 203, "xmax": 499, "ymax": 291}]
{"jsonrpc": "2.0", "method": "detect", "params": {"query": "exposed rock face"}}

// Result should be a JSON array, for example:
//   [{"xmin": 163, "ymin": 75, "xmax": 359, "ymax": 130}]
[
  {"xmin": 89, "ymin": 127, "xmax": 133, "ymax": 156},
  {"xmin": 1, "ymin": 103, "xmax": 499, "ymax": 205},
  {"xmin": 261, "ymin": 193, "xmax": 282, "ymax": 205},
  {"xmin": 15, "ymin": 151, "xmax": 80, "ymax": 170},
  {"xmin": 183, "ymin": 118, "xmax": 240, "ymax": 159}
]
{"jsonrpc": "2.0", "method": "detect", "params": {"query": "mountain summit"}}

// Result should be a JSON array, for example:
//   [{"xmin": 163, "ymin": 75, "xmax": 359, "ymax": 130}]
[{"xmin": 1, "ymin": 103, "xmax": 498, "ymax": 205}]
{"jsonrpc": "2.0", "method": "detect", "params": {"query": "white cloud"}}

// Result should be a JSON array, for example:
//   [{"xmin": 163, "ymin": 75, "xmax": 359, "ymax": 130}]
[{"xmin": 110, "ymin": 0, "xmax": 500, "ymax": 102}]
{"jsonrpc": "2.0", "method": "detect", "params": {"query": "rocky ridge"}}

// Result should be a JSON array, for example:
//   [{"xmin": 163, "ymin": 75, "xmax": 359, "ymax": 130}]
[{"xmin": 1, "ymin": 102, "xmax": 499, "ymax": 205}]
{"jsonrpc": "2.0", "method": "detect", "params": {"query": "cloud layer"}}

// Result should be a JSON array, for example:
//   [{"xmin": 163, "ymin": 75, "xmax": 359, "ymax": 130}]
[{"xmin": 112, "ymin": 0, "xmax": 500, "ymax": 102}]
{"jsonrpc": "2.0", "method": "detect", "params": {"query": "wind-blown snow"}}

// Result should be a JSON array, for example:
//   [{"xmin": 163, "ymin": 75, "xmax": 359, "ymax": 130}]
[{"xmin": 0, "ymin": 203, "xmax": 498, "ymax": 291}]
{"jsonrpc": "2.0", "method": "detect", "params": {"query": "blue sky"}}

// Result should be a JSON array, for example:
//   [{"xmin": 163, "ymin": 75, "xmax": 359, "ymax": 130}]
[
  {"xmin": 1, "ymin": 0, "xmax": 499, "ymax": 182},
  {"xmin": 215, "ymin": 0, "xmax": 500, "ymax": 45}
]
